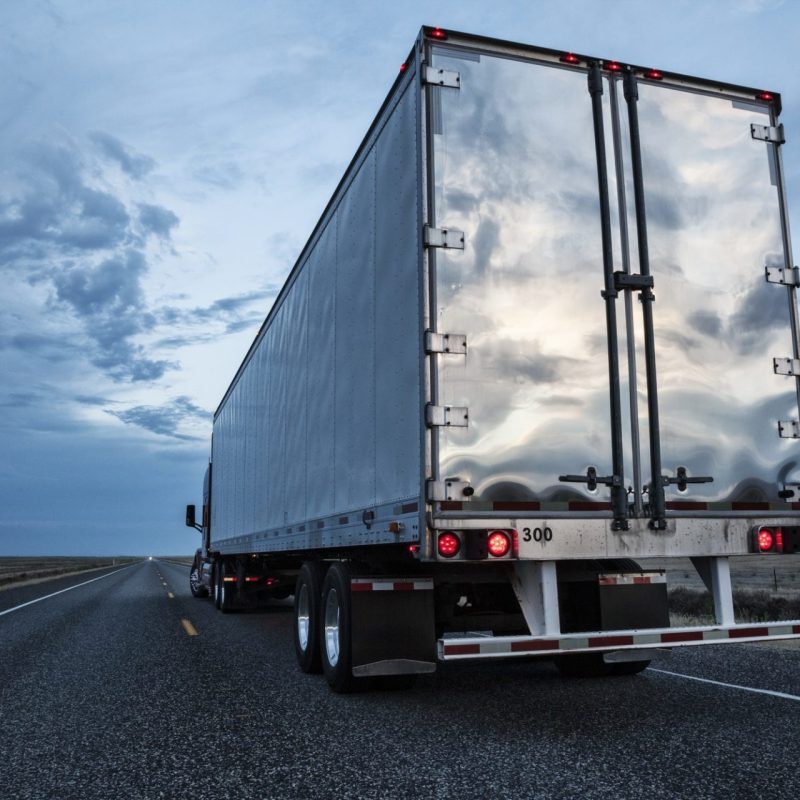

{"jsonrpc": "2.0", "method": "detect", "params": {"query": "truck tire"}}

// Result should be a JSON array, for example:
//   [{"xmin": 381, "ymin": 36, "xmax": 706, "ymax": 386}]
[
  {"xmin": 319, "ymin": 561, "xmax": 364, "ymax": 693},
  {"xmin": 555, "ymin": 559, "xmax": 651, "ymax": 678},
  {"xmin": 213, "ymin": 565, "xmax": 221, "ymax": 609},
  {"xmin": 294, "ymin": 561, "xmax": 325, "ymax": 674},
  {"xmin": 218, "ymin": 569, "xmax": 235, "ymax": 614},
  {"xmin": 189, "ymin": 567, "xmax": 208, "ymax": 598}
]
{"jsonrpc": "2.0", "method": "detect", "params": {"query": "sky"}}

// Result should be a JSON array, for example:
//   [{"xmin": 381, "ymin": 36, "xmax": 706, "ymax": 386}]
[{"xmin": 1, "ymin": 0, "xmax": 799, "ymax": 556}]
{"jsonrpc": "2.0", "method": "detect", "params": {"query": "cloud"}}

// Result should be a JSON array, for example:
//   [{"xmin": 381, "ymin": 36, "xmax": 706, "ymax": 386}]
[
  {"xmin": 687, "ymin": 309, "xmax": 723, "ymax": 338},
  {"xmin": 728, "ymin": 276, "xmax": 788, "ymax": 354},
  {"xmin": 51, "ymin": 249, "xmax": 175, "ymax": 381},
  {"xmin": 107, "ymin": 396, "xmax": 208, "ymax": 440},
  {"xmin": 138, "ymin": 203, "xmax": 179, "ymax": 239},
  {"xmin": 158, "ymin": 286, "xmax": 276, "ymax": 335},
  {"xmin": 0, "ymin": 133, "xmax": 184, "ymax": 382},
  {"xmin": 0, "ymin": 140, "xmax": 132, "ymax": 258},
  {"xmin": 88, "ymin": 131, "xmax": 156, "ymax": 178}
]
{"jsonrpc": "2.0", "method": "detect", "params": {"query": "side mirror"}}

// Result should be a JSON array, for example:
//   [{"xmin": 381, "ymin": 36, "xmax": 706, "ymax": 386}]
[{"xmin": 185, "ymin": 504, "xmax": 197, "ymax": 528}]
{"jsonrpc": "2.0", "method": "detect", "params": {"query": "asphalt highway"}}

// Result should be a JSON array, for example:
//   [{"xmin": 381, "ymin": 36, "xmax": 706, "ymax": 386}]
[{"xmin": 1, "ymin": 559, "xmax": 798, "ymax": 799}]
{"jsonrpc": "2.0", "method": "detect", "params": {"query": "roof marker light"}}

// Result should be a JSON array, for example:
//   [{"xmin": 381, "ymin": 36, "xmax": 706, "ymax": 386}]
[
  {"xmin": 756, "ymin": 91, "xmax": 774, "ymax": 102},
  {"xmin": 399, "ymin": 63, "xmax": 407, "ymax": 73},
  {"xmin": 644, "ymin": 69, "xmax": 663, "ymax": 80},
  {"xmin": 606, "ymin": 61, "xmax": 623, "ymax": 72},
  {"xmin": 429, "ymin": 28, "xmax": 448, "ymax": 40},
  {"xmin": 560, "ymin": 53, "xmax": 580, "ymax": 65}
]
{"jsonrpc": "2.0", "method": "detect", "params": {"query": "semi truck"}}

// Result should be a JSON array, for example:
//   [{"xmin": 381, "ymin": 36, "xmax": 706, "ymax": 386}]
[{"xmin": 185, "ymin": 26, "xmax": 800, "ymax": 692}]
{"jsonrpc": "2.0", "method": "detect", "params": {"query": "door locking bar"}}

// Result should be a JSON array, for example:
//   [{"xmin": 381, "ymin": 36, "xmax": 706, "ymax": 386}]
[{"xmin": 586, "ymin": 62, "xmax": 629, "ymax": 532}]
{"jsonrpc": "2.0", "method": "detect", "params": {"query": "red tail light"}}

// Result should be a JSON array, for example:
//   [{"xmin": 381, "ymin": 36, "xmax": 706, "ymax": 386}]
[
  {"xmin": 775, "ymin": 529, "xmax": 784, "ymax": 552},
  {"xmin": 757, "ymin": 527, "xmax": 774, "ymax": 552},
  {"xmin": 245, "ymin": 576, "xmax": 260, "ymax": 583},
  {"xmin": 487, "ymin": 530, "xmax": 511, "ymax": 557},
  {"xmin": 437, "ymin": 531, "xmax": 460, "ymax": 558}
]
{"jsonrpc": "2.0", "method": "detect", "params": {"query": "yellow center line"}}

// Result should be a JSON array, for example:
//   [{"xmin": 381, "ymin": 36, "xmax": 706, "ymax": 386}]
[
  {"xmin": 181, "ymin": 618, "xmax": 198, "ymax": 636},
  {"xmin": 167, "ymin": 592, "xmax": 175, "ymax": 599}
]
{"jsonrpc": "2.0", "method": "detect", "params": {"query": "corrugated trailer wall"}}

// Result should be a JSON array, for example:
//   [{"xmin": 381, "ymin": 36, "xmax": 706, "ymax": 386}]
[{"xmin": 211, "ymin": 74, "xmax": 421, "ymax": 549}]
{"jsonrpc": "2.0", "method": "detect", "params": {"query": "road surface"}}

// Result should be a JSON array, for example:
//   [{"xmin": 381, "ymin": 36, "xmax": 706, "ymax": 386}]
[{"xmin": 1, "ymin": 559, "xmax": 798, "ymax": 799}]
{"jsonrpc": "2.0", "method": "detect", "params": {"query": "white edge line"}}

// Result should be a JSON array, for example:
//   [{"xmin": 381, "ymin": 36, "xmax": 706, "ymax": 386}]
[
  {"xmin": 0, "ymin": 564, "xmax": 137, "ymax": 617},
  {"xmin": 648, "ymin": 667, "xmax": 800, "ymax": 702}
]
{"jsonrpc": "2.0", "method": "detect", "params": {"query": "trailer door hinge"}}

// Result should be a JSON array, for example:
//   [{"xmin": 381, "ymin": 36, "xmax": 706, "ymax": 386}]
[
  {"xmin": 751, "ymin": 123, "xmax": 785, "ymax": 145},
  {"xmin": 423, "ymin": 66, "xmax": 461, "ymax": 89},
  {"xmin": 426, "ymin": 404, "xmax": 469, "ymax": 427},
  {"xmin": 424, "ymin": 225, "xmax": 465, "ymax": 250},
  {"xmin": 774, "ymin": 357, "xmax": 800, "ymax": 377},
  {"xmin": 426, "ymin": 478, "xmax": 474, "ymax": 502},
  {"xmin": 425, "ymin": 331, "xmax": 467, "ymax": 355},
  {"xmin": 778, "ymin": 420, "xmax": 800, "ymax": 439},
  {"xmin": 778, "ymin": 483, "xmax": 800, "ymax": 502},
  {"xmin": 765, "ymin": 265, "xmax": 800, "ymax": 287}
]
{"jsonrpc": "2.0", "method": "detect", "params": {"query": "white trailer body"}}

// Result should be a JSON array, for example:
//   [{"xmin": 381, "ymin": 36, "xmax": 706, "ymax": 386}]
[{"xmin": 188, "ymin": 28, "xmax": 800, "ymax": 692}]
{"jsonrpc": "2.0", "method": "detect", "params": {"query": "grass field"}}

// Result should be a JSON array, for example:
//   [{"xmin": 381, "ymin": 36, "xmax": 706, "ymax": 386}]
[{"xmin": 0, "ymin": 557, "xmax": 141, "ymax": 588}]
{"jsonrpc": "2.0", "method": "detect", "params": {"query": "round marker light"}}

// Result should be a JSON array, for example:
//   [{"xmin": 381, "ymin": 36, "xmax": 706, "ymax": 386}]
[
  {"xmin": 487, "ymin": 530, "xmax": 511, "ymax": 558},
  {"xmin": 438, "ymin": 531, "xmax": 460, "ymax": 558},
  {"xmin": 644, "ymin": 69, "xmax": 663, "ymax": 80},
  {"xmin": 756, "ymin": 91, "xmax": 774, "ymax": 102},
  {"xmin": 560, "ymin": 53, "xmax": 580, "ymax": 65},
  {"xmin": 606, "ymin": 61, "xmax": 622, "ymax": 72},
  {"xmin": 429, "ymin": 28, "xmax": 448, "ymax": 40},
  {"xmin": 757, "ymin": 527, "xmax": 774, "ymax": 552}
]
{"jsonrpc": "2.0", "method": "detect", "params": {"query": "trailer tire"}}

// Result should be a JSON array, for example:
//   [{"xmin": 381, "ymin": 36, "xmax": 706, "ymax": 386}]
[
  {"xmin": 320, "ymin": 562, "xmax": 364, "ymax": 693},
  {"xmin": 294, "ymin": 562, "xmax": 325, "ymax": 674}
]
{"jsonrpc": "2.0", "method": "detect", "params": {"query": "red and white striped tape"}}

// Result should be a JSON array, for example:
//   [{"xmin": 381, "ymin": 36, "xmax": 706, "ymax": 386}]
[
  {"xmin": 440, "ymin": 622, "xmax": 800, "ymax": 659},
  {"xmin": 598, "ymin": 573, "xmax": 666, "ymax": 586},
  {"xmin": 351, "ymin": 578, "xmax": 433, "ymax": 592}
]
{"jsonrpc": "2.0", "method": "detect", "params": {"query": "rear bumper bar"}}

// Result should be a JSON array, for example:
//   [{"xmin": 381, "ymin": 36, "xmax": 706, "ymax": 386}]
[{"xmin": 438, "ymin": 621, "xmax": 800, "ymax": 660}]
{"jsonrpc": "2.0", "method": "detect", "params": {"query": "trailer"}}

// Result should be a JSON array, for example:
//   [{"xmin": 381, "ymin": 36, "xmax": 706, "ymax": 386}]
[{"xmin": 185, "ymin": 26, "xmax": 800, "ymax": 692}]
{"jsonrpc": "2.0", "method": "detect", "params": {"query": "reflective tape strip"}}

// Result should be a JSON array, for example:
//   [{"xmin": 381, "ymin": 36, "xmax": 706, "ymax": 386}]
[
  {"xmin": 598, "ymin": 573, "xmax": 666, "ymax": 586},
  {"xmin": 351, "ymin": 579, "xmax": 433, "ymax": 592},
  {"xmin": 439, "ymin": 621, "xmax": 800, "ymax": 658}
]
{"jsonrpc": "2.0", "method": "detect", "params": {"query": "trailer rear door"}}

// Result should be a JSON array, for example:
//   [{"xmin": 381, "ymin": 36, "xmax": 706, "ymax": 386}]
[{"xmin": 426, "ymin": 39, "xmax": 799, "ymax": 524}]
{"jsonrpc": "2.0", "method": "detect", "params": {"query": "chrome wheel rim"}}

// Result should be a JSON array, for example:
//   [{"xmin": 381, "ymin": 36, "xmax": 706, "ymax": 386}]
[
  {"xmin": 190, "ymin": 569, "xmax": 199, "ymax": 592},
  {"xmin": 324, "ymin": 588, "xmax": 340, "ymax": 667},
  {"xmin": 297, "ymin": 583, "xmax": 310, "ymax": 651}
]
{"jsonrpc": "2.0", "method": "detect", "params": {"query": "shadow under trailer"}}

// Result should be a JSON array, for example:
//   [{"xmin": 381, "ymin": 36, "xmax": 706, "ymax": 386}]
[{"xmin": 185, "ymin": 27, "xmax": 800, "ymax": 692}]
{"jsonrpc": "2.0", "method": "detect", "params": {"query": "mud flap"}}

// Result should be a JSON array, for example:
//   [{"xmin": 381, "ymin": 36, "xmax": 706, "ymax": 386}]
[
  {"xmin": 599, "ymin": 572, "xmax": 670, "ymax": 630},
  {"xmin": 349, "ymin": 578, "xmax": 437, "ymax": 677}
]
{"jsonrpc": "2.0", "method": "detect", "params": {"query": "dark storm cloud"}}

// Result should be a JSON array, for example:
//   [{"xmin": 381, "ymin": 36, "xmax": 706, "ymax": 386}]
[
  {"xmin": 107, "ymin": 396, "xmax": 208, "ymax": 440},
  {"xmin": 137, "ymin": 203, "xmax": 179, "ymax": 239},
  {"xmin": 88, "ymin": 131, "xmax": 156, "ymax": 178}
]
